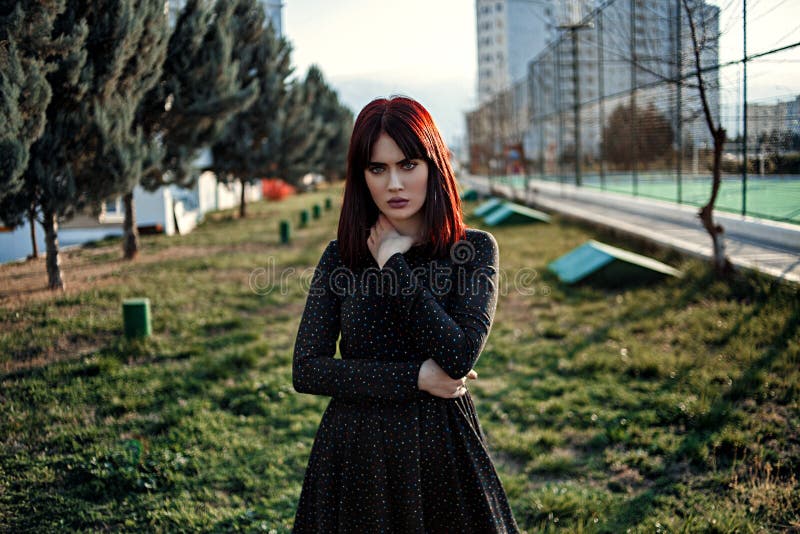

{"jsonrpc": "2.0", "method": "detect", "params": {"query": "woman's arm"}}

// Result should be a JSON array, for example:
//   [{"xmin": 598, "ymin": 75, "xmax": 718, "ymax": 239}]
[
  {"xmin": 381, "ymin": 231, "xmax": 499, "ymax": 380},
  {"xmin": 292, "ymin": 240, "xmax": 426, "ymax": 402}
]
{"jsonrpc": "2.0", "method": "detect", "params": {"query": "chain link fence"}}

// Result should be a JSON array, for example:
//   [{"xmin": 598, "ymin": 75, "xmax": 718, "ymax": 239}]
[{"xmin": 466, "ymin": 0, "xmax": 800, "ymax": 224}]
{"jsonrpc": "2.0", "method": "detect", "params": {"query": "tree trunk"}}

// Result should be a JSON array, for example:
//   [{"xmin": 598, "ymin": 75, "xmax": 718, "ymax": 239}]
[
  {"xmin": 123, "ymin": 190, "xmax": 139, "ymax": 260},
  {"xmin": 698, "ymin": 127, "xmax": 732, "ymax": 275},
  {"xmin": 43, "ymin": 208, "xmax": 64, "ymax": 290},
  {"xmin": 28, "ymin": 204, "xmax": 39, "ymax": 259},
  {"xmin": 239, "ymin": 179, "xmax": 247, "ymax": 218}
]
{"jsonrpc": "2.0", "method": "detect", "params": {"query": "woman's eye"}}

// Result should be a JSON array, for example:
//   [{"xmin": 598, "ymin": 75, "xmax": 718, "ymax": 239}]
[
  {"xmin": 402, "ymin": 161, "xmax": 417, "ymax": 170},
  {"xmin": 368, "ymin": 166, "xmax": 384, "ymax": 174}
]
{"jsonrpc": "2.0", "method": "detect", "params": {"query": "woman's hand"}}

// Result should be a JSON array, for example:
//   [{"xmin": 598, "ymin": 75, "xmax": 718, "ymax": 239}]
[
  {"xmin": 367, "ymin": 213, "xmax": 415, "ymax": 268},
  {"xmin": 417, "ymin": 358, "xmax": 478, "ymax": 399}
]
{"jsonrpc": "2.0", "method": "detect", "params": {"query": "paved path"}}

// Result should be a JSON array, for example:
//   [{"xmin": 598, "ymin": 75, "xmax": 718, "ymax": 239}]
[{"xmin": 461, "ymin": 175, "xmax": 800, "ymax": 285}]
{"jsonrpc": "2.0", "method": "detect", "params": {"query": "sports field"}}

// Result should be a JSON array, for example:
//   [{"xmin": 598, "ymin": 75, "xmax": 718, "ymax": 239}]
[{"xmin": 493, "ymin": 173, "xmax": 800, "ymax": 224}]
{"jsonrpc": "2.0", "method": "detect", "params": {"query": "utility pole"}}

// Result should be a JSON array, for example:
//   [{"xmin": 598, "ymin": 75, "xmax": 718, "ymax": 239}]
[
  {"xmin": 742, "ymin": 0, "xmax": 748, "ymax": 216},
  {"xmin": 557, "ymin": 21, "xmax": 593, "ymax": 187}
]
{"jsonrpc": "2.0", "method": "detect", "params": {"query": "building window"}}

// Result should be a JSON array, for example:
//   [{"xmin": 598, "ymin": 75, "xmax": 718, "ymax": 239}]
[
  {"xmin": 496, "ymin": 2, "xmax": 502, "ymax": 11},
  {"xmin": 104, "ymin": 200, "xmax": 120, "ymax": 214}
]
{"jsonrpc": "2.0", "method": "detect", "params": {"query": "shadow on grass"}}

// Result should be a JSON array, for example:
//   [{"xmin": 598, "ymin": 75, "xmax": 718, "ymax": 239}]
[{"xmin": 599, "ymin": 286, "xmax": 800, "ymax": 531}]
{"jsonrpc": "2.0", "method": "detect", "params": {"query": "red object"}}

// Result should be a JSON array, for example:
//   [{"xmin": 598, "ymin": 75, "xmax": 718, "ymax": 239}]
[{"xmin": 262, "ymin": 178, "xmax": 296, "ymax": 200}]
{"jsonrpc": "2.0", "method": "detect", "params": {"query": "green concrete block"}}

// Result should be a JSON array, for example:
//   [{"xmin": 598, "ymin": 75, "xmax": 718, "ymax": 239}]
[
  {"xmin": 123, "ymin": 298, "xmax": 151, "ymax": 338},
  {"xmin": 548, "ymin": 240, "xmax": 682, "ymax": 286},
  {"xmin": 473, "ymin": 198, "xmax": 504, "ymax": 218},
  {"xmin": 484, "ymin": 202, "xmax": 551, "ymax": 226},
  {"xmin": 460, "ymin": 189, "xmax": 479, "ymax": 201},
  {"xmin": 280, "ymin": 220, "xmax": 291, "ymax": 243}
]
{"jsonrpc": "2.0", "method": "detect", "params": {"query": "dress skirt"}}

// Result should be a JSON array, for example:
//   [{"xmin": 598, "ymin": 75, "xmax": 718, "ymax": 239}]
[{"xmin": 292, "ymin": 390, "xmax": 520, "ymax": 533}]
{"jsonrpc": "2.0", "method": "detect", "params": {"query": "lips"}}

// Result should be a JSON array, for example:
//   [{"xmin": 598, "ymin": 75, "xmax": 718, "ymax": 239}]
[{"xmin": 387, "ymin": 198, "xmax": 409, "ymax": 208}]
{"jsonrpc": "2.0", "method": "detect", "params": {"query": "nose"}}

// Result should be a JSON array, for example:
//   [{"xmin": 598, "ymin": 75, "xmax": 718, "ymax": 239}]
[{"xmin": 388, "ymin": 168, "xmax": 403, "ymax": 191}]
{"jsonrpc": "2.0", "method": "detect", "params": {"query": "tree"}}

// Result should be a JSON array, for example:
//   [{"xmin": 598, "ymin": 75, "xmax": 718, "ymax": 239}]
[
  {"xmin": 210, "ymin": 6, "xmax": 293, "ymax": 218},
  {"xmin": 124, "ymin": 0, "xmax": 258, "ymax": 258},
  {"xmin": 3, "ymin": 1, "xmax": 171, "ymax": 289},
  {"xmin": 0, "ymin": 3, "xmax": 53, "ymax": 201},
  {"xmin": 0, "ymin": 1, "xmax": 80, "ymax": 258},
  {"xmin": 276, "ymin": 69, "xmax": 327, "ymax": 185},
  {"xmin": 602, "ymin": 103, "xmax": 674, "ymax": 167},
  {"xmin": 0, "ymin": 2, "xmax": 89, "ymax": 288},
  {"xmin": 683, "ymin": 0, "xmax": 731, "ymax": 274},
  {"xmin": 85, "ymin": 1, "xmax": 170, "ymax": 260},
  {"xmin": 278, "ymin": 65, "xmax": 352, "ymax": 184}
]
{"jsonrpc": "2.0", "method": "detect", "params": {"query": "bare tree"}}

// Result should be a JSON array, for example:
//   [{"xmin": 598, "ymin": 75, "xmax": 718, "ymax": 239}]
[{"xmin": 683, "ymin": 0, "xmax": 732, "ymax": 274}]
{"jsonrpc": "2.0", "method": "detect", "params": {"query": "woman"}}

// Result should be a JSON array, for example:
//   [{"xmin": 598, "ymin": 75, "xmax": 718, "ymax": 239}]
[{"xmin": 292, "ymin": 96, "xmax": 519, "ymax": 533}]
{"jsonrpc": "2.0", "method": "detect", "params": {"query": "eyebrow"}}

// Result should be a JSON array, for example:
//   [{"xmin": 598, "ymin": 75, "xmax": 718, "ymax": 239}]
[{"xmin": 367, "ymin": 158, "xmax": 417, "ymax": 166}]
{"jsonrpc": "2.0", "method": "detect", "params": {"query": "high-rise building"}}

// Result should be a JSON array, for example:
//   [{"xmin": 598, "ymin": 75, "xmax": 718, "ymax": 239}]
[
  {"xmin": 468, "ymin": 0, "xmax": 722, "ymax": 174},
  {"xmin": 259, "ymin": 0, "xmax": 283, "ymax": 35},
  {"xmin": 476, "ymin": 0, "xmax": 595, "ymax": 103}
]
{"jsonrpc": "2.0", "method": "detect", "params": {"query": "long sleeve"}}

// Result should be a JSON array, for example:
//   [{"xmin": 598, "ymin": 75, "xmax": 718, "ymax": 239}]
[
  {"xmin": 292, "ymin": 240, "xmax": 425, "ymax": 402},
  {"xmin": 381, "ymin": 231, "xmax": 499, "ymax": 380}
]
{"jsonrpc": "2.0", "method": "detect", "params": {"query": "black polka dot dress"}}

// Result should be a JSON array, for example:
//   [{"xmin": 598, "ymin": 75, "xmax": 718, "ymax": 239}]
[{"xmin": 291, "ymin": 229, "xmax": 520, "ymax": 533}]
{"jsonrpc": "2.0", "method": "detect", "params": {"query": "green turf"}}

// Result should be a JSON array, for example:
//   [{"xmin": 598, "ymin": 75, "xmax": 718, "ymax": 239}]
[{"xmin": 492, "ymin": 173, "xmax": 800, "ymax": 223}]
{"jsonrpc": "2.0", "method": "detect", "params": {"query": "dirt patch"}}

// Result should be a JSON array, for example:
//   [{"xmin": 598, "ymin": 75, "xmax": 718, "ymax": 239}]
[{"xmin": 0, "ymin": 244, "xmax": 232, "ymax": 311}]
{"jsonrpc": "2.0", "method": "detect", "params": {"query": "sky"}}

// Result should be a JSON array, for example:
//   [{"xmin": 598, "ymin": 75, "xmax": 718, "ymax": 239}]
[
  {"xmin": 284, "ymin": 0, "xmax": 477, "ymax": 148},
  {"xmin": 284, "ymin": 0, "xmax": 800, "ymax": 146}
]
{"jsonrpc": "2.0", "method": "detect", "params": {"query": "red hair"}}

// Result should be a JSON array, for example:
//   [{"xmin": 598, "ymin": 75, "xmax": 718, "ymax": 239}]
[{"xmin": 337, "ymin": 96, "xmax": 466, "ymax": 269}]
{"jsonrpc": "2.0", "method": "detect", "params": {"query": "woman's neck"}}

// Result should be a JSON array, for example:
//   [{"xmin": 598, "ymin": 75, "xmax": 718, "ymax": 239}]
[{"xmin": 387, "ymin": 212, "xmax": 425, "ymax": 245}]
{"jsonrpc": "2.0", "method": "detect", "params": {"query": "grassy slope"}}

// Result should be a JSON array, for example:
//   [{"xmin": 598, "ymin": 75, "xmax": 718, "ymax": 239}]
[{"xmin": 1, "ymin": 188, "xmax": 797, "ymax": 533}]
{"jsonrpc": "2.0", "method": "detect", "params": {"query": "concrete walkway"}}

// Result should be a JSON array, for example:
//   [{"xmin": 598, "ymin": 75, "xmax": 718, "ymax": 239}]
[{"xmin": 461, "ymin": 175, "xmax": 800, "ymax": 285}]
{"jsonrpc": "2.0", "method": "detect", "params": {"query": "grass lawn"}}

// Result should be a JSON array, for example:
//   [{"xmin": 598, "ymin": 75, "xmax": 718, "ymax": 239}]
[{"xmin": 1, "ymin": 186, "xmax": 798, "ymax": 532}]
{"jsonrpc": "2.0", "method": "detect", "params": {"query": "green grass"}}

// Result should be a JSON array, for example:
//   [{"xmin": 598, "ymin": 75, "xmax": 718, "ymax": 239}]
[{"xmin": 1, "ymin": 186, "xmax": 798, "ymax": 532}]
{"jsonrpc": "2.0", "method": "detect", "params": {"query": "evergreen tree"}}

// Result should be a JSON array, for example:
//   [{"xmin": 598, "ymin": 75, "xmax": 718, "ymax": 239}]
[
  {"xmin": 0, "ymin": 2, "xmax": 56, "ymax": 201},
  {"xmin": 281, "ymin": 65, "xmax": 352, "ymax": 184},
  {"xmin": 119, "ymin": 0, "xmax": 258, "ymax": 257},
  {"xmin": 139, "ymin": 0, "xmax": 258, "ymax": 188},
  {"xmin": 4, "ymin": 1, "xmax": 170, "ymax": 289},
  {"xmin": 210, "ymin": 5, "xmax": 293, "ymax": 218},
  {"xmin": 272, "ymin": 66, "xmax": 353, "ymax": 186},
  {"xmin": 276, "ymin": 69, "xmax": 327, "ymax": 185},
  {"xmin": 85, "ymin": 0, "xmax": 170, "ymax": 260},
  {"xmin": 0, "ymin": 3, "xmax": 89, "ymax": 287},
  {"xmin": 0, "ymin": 1, "xmax": 82, "ymax": 257}
]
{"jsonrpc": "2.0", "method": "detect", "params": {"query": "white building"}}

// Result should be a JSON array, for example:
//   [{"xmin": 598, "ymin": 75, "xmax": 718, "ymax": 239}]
[{"xmin": 746, "ymin": 95, "xmax": 800, "ymax": 145}]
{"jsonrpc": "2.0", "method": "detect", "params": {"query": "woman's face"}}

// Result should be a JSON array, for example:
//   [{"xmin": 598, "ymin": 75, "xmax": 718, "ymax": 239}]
[{"xmin": 365, "ymin": 132, "xmax": 428, "ymax": 235}]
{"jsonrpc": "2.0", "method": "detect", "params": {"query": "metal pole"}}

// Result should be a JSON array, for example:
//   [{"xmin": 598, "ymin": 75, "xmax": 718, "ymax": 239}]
[
  {"xmin": 536, "ymin": 64, "xmax": 545, "ymax": 180},
  {"xmin": 742, "ymin": 0, "xmax": 748, "ymax": 216},
  {"xmin": 676, "ymin": 0, "xmax": 683, "ymax": 204},
  {"xmin": 598, "ymin": 10, "xmax": 606, "ymax": 190},
  {"xmin": 572, "ymin": 28, "xmax": 582, "ymax": 187},
  {"xmin": 630, "ymin": 0, "xmax": 638, "ymax": 196},
  {"xmin": 556, "ymin": 40, "xmax": 565, "ymax": 185}
]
